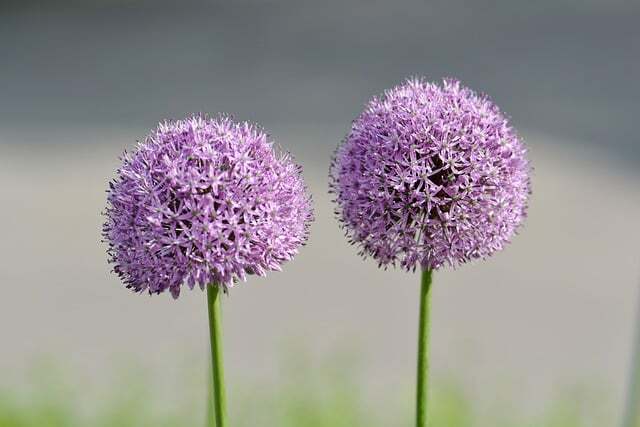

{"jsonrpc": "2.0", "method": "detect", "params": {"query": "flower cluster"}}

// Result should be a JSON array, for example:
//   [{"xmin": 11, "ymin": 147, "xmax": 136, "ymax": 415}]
[
  {"xmin": 103, "ymin": 115, "xmax": 313, "ymax": 297},
  {"xmin": 330, "ymin": 78, "xmax": 530, "ymax": 271}
]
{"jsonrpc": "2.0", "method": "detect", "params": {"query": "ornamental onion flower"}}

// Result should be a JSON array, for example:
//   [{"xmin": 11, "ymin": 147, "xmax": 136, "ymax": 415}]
[
  {"xmin": 103, "ymin": 114, "xmax": 313, "ymax": 298},
  {"xmin": 330, "ymin": 78, "xmax": 531, "ymax": 427},
  {"xmin": 103, "ymin": 114, "xmax": 313, "ymax": 427}
]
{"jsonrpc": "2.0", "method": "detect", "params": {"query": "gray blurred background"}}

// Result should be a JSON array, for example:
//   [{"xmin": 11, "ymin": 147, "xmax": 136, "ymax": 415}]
[{"xmin": 1, "ymin": 0, "xmax": 639, "ymax": 420}]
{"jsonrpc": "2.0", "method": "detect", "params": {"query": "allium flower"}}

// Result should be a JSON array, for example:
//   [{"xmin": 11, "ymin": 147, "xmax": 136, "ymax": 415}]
[
  {"xmin": 330, "ymin": 78, "xmax": 530, "ymax": 271},
  {"xmin": 103, "ymin": 114, "xmax": 313, "ymax": 298}
]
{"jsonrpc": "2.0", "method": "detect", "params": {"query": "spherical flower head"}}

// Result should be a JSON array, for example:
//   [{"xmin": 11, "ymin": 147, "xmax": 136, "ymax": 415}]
[
  {"xmin": 330, "ymin": 78, "xmax": 531, "ymax": 271},
  {"xmin": 103, "ymin": 115, "xmax": 313, "ymax": 298}
]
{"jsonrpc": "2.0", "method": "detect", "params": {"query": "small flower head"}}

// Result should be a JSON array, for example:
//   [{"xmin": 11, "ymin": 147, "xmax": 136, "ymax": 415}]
[
  {"xmin": 330, "ymin": 78, "xmax": 530, "ymax": 271},
  {"xmin": 103, "ymin": 114, "xmax": 313, "ymax": 297}
]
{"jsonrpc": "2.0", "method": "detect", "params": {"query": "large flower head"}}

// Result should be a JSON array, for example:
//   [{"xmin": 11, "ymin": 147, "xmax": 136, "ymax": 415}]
[
  {"xmin": 330, "ymin": 78, "xmax": 530, "ymax": 271},
  {"xmin": 103, "ymin": 115, "xmax": 313, "ymax": 297}
]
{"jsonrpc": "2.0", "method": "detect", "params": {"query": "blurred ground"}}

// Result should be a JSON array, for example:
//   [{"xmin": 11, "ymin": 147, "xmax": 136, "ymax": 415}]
[{"xmin": 0, "ymin": 357, "xmax": 610, "ymax": 427}]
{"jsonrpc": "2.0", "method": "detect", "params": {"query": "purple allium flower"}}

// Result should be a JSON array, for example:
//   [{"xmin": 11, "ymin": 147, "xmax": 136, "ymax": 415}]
[
  {"xmin": 330, "ymin": 78, "xmax": 530, "ymax": 271},
  {"xmin": 103, "ymin": 115, "xmax": 313, "ymax": 298}
]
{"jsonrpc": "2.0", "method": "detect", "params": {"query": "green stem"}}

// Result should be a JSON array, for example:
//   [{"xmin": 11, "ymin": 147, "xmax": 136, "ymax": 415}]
[
  {"xmin": 416, "ymin": 269, "xmax": 432, "ymax": 427},
  {"xmin": 207, "ymin": 284, "xmax": 227, "ymax": 427}
]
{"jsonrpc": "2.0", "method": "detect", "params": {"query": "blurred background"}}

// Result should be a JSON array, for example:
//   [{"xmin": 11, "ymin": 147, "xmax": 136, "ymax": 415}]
[{"xmin": 1, "ymin": 0, "xmax": 639, "ymax": 425}]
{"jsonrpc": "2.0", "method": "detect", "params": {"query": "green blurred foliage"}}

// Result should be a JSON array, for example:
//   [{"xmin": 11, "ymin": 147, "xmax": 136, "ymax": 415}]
[{"xmin": 0, "ymin": 355, "xmax": 609, "ymax": 427}]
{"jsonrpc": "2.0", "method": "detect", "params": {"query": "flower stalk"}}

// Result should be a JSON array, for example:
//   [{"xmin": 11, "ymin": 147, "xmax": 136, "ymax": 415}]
[
  {"xmin": 416, "ymin": 269, "xmax": 432, "ymax": 427},
  {"xmin": 207, "ymin": 284, "xmax": 227, "ymax": 427}
]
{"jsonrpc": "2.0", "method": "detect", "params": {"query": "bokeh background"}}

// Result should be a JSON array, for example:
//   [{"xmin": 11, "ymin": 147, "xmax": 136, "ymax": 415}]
[{"xmin": 1, "ymin": 0, "xmax": 639, "ymax": 425}]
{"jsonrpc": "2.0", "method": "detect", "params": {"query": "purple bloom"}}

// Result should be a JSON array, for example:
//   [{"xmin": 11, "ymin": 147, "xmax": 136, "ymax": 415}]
[
  {"xmin": 330, "ymin": 78, "xmax": 530, "ymax": 271},
  {"xmin": 103, "ymin": 115, "xmax": 313, "ymax": 298}
]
